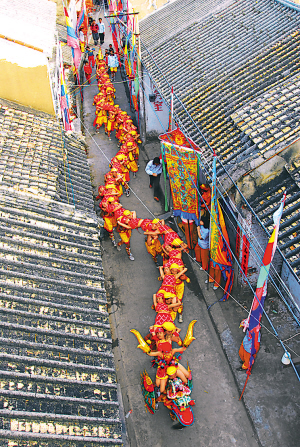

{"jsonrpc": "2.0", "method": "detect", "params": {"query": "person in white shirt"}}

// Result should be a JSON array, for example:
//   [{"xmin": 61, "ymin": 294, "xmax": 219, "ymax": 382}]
[
  {"xmin": 98, "ymin": 18, "xmax": 105, "ymax": 45},
  {"xmin": 145, "ymin": 157, "xmax": 162, "ymax": 202},
  {"xmin": 107, "ymin": 50, "xmax": 119, "ymax": 81}
]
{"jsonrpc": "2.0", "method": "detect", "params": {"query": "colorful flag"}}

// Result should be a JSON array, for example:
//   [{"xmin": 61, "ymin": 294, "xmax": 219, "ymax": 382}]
[
  {"xmin": 59, "ymin": 42, "xmax": 73, "ymax": 132},
  {"xmin": 159, "ymin": 128, "xmax": 201, "ymax": 221},
  {"xmin": 168, "ymin": 87, "xmax": 174, "ymax": 131},
  {"xmin": 210, "ymin": 155, "xmax": 234, "ymax": 300},
  {"xmin": 243, "ymin": 193, "xmax": 286, "ymax": 371},
  {"xmin": 76, "ymin": 0, "xmax": 86, "ymax": 36},
  {"xmin": 63, "ymin": 4, "xmax": 81, "ymax": 70}
]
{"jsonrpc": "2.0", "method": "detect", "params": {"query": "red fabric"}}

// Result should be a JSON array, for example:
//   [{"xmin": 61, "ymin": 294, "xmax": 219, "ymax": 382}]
[
  {"xmin": 84, "ymin": 65, "xmax": 92, "ymax": 75},
  {"xmin": 154, "ymin": 303, "xmax": 173, "ymax": 326},
  {"xmin": 168, "ymin": 249, "xmax": 181, "ymax": 258},
  {"xmin": 88, "ymin": 55, "xmax": 95, "ymax": 68},
  {"xmin": 140, "ymin": 219, "xmax": 153, "ymax": 232},
  {"xmin": 91, "ymin": 23, "xmax": 99, "ymax": 33},
  {"xmin": 195, "ymin": 244, "xmax": 209, "ymax": 270},
  {"xmin": 165, "ymin": 232, "xmax": 181, "ymax": 245},
  {"xmin": 157, "ymin": 341, "xmax": 172, "ymax": 353},
  {"xmin": 128, "ymin": 218, "xmax": 140, "ymax": 229},
  {"xmin": 114, "ymin": 207, "xmax": 126, "ymax": 219}
]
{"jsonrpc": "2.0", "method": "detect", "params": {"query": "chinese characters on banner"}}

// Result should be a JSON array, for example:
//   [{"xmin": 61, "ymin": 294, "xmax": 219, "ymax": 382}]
[
  {"xmin": 241, "ymin": 234, "xmax": 250, "ymax": 279},
  {"xmin": 237, "ymin": 212, "xmax": 252, "ymax": 283},
  {"xmin": 153, "ymin": 88, "xmax": 163, "ymax": 111}
]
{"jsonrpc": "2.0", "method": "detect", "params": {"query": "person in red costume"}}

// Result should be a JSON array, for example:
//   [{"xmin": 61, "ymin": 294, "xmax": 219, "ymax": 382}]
[{"xmin": 84, "ymin": 61, "xmax": 92, "ymax": 85}]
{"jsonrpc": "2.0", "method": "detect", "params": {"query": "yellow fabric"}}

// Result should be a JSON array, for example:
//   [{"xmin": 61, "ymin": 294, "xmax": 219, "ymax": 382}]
[{"xmin": 162, "ymin": 322, "xmax": 176, "ymax": 332}]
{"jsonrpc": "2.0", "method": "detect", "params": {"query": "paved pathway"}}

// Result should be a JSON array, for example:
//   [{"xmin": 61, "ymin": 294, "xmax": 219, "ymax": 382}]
[{"xmin": 82, "ymin": 15, "xmax": 259, "ymax": 447}]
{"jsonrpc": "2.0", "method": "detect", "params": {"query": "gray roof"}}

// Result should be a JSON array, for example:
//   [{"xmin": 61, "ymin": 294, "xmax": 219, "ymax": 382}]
[
  {"xmin": 0, "ymin": 99, "xmax": 122, "ymax": 445},
  {"xmin": 248, "ymin": 157, "xmax": 300, "ymax": 278},
  {"xmin": 140, "ymin": 0, "xmax": 232, "ymax": 50},
  {"xmin": 140, "ymin": 0, "xmax": 300, "ymax": 173},
  {"xmin": 0, "ymin": 99, "xmax": 94, "ymax": 211}
]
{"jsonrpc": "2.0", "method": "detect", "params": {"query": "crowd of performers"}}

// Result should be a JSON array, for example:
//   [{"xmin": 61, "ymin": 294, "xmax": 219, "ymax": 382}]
[{"xmin": 93, "ymin": 55, "xmax": 197, "ymax": 426}]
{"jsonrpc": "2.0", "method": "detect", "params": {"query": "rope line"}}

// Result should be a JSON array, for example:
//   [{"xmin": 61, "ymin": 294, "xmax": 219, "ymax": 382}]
[{"xmin": 76, "ymin": 15, "xmax": 300, "ymax": 379}]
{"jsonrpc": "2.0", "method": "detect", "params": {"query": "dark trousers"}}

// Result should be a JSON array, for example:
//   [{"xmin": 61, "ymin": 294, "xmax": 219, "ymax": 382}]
[
  {"xmin": 92, "ymin": 32, "xmax": 99, "ymax": 45},
  {"xmin": 99, "ymin": 33, "xmax": 104, "ymax": 44},
  {"xmin": 149, "ymin": 174, "xmax": 161, "ymax": 198}
]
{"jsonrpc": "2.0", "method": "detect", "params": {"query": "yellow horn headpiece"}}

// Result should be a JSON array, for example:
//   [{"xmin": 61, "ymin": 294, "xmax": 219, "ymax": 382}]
[
  {"xmin": 130, "ymin": 329, "xmax": 151, "ymax": 354},
  {"xmin": 183, "ymin": 320, "xmax": 197, "ymax": 347}
]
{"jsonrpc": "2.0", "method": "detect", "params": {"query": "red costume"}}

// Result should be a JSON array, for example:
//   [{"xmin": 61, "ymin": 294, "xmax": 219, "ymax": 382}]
[{"xmin": 84, "ymin": 64, "xmax": 92, "ymax": 84}]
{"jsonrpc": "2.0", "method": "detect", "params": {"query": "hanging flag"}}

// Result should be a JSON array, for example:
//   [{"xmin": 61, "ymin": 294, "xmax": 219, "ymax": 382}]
[
  {"xmin": 59, "ymin": 42, "xmax": 73, "ymax": 132},
  {"xmin": 239, "ymin": 192, "xmax": 286, "ymax": 398},
  {"xmin": 168, "ymin": 87, "xmax": 173, "ymax": 132},
  {"xmin": 63, "ymin": 3, "xmax": 81, "ymax": 70},
  {"xmin": 159, "ymin": 128, "xmax": 201, "ymax": 221},
  {"xmin": 76, "ymin": 0, "xmax": 86, "ymax": 36},
  {"xmin": 210, "ymin": 155, "xmax": 234, "ymax": 300}
]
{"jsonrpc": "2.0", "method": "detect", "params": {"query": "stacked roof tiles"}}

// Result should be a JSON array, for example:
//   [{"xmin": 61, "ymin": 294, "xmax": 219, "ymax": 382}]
[
  {"xmin": 249, "ymin": 160, "xmax": 300, "ymax": 278},
  {"xmin": 140, "ymin": 0, "xmax": 300, "ymax": 171},
  {"xmin": 0, "ymin": 100, "xmax": 123, "ymax": 446}
]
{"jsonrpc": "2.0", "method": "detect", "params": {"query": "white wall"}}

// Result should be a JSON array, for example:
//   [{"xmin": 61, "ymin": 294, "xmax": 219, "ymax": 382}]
[{"xmin": 143, "ymin": 70, "xmax": 170, "ymax": 138}]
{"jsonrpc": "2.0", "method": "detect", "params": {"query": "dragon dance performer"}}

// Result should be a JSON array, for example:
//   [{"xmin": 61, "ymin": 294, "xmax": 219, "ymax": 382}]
[
  {"xmin": 146, "ymin": 223, "xmax": 188, "ymax": 252},
  {"xmin": 110, "ymin": 153, "xmax": 131, "ymax": 197},
  {"xmin": 147, "ymin": 332, "xmax": 188, "ymax": 397},
  {"xmin": 151, "ymin": 293, "xmax": 179, "ymax": 327},
  {"xmin": 122, "ymin": 130, "xmax": 141, "ymax": 161},
  {"xmin": 158, "ymin": 266, "xmax": 188, "ymax": 299},
  {"xmin": 118, "ymin": 141, "xmax": 138, "ymax": 178},
  {"xmin": 116, "ymin": 209, "xmax": 136, "ymax": 260},
  {"xmin": 145, "ymin": 234, "xmax": 163, "ymax": 267},
  {"xmin": 104, "ymin": 167, "xmax": 126, "ymax": 197},
  {"xmin": 141, "ymin": 217, "xmax": 161, "ymax": 233},
  {"xmin": 98, "ymin": 196, "xmax": 122, "ymax": 247},
  {"xmin": 106, "ymin": 105, "xmax": 118, "ymax": 140},
  {"xmin": 93, "ymin": 101, "xmax": 108, "ymax": 132}
]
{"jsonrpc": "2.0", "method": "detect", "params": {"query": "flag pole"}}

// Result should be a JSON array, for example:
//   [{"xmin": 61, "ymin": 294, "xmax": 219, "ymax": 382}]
[{"xmin": 238, "ymin": 192, "xmax": 286, "ymax": 398}]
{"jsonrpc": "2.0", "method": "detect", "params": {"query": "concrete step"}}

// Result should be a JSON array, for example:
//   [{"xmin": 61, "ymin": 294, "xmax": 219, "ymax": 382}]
[
  {"xmin": 0, "ymin": 369, "xmax": 118, "ymax": 403},
  {"xmin": 0, "ymin": 190, "xmax": 97, "ymax": 228},
  {"xmin": 0, "ymin": 427, "xmax": 122, "ymax": 446}
]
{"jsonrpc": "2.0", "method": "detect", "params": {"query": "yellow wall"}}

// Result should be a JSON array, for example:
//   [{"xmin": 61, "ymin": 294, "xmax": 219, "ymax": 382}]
[
  {"xmin": 130, "ymin": 0, "xmax": 169, "ymax": 21},
  {"xmin": 0, "ymin": 59, "xmax": 55, "ymax": 116}
]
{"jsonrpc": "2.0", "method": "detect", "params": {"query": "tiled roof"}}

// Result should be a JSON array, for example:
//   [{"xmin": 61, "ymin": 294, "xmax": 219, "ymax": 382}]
[
  {"xmin": 249, "ymin": 160, "xmax": 300, "ymax": 278},
  {"xmin": 0, "ymin": 0, "xmax": 56, "ymax": 56},
  {"xmin": 140, "ymin": 0, "xmax": 300, "ymax": 173},
  {"xmin": 0, "ymin": 99, "xmax": 94, "ymax": 211},
  {"xmin": 0, "ymin": 99, "xmax": 123, "ymax": 445},
  {"xmin": 140, "ymin": 0, "xmax": 230, "ymax": 50},
  {"xmin": 231, "ymin": 72, "xmax": 300, "ymax": 163}
]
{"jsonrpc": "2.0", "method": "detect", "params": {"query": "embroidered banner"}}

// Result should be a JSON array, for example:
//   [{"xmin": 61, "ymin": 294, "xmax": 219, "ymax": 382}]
[
  {"xmin": 159, "ymin": 129, "xmax": 201, "ymax": 222},
  {"xmin": 210, "ymin": 156, "xmax": 234, "ymax": 300},
  {"xmin": 241, "ymin": 234, "xmax": 250, "ymax": 278}
]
